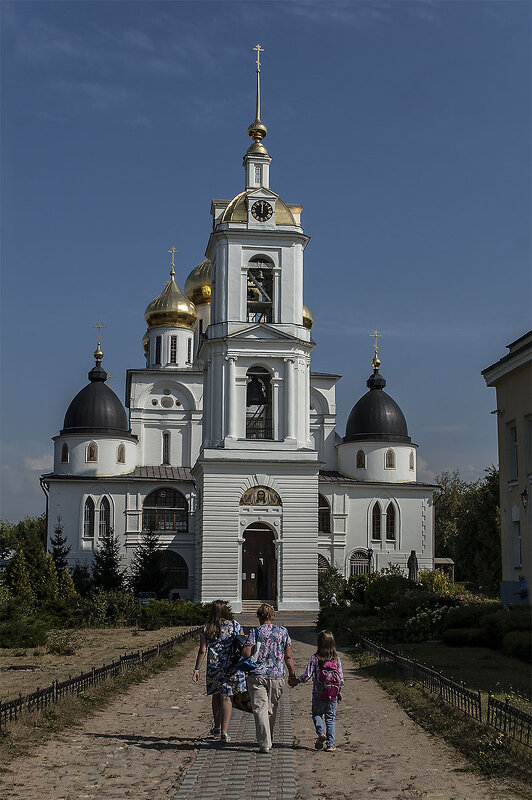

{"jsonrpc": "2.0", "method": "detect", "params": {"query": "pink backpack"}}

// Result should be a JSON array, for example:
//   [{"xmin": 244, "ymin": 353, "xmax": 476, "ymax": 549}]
[{"xmin": 316, "ymin": 659, "xmax": 341, "ymax": 701}]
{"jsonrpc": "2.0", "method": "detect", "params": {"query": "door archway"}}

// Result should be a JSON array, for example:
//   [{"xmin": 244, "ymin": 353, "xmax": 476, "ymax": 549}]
[{"xmin": 242, "ymin": 522, "xmax": 276, "ymax": 602}]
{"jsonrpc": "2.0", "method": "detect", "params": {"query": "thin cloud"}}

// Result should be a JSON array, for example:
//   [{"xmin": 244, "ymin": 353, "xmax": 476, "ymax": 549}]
[
  {"xmin": 15, "ymin": 17, "xmax": 87, "ymax": 63},
  {"xmin": 417, "ymin": 456, "xmax": 437, "ymax": 483},
  {"xmin": 24, "ymin": 455, "xmax": 53, "ymax": 472},
  {"xmin": 49, "ymin": 79, "xmax": 133, "ymax": 111},
  {"xmin": 421, "ymin": 424, "xmax": 468, "ymax": 433},
  {"xmin": 280, "ymin": 1, "xmax": 393, "ymax": 27}
]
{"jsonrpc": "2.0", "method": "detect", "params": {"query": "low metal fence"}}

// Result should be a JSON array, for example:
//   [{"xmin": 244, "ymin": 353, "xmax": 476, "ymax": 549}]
[
  {"xmin": 358, "ymin": 636, "xmax": 532, "ymax": 747},
  {"xmin": 0, "ymin": 626, "xmax": 201, "ymax": 730},
  {"xmin": 359, "ymin": 636, "xmax": 482, "ymax": 721},
  {"xmin": 487, "ymin": 694, "xmax": 532, "ymax": 747}
]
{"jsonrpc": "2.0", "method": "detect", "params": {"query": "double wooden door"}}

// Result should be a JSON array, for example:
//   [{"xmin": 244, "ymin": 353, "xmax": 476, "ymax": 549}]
[{"xmin": 242, "ymin": 524, "xmax": 276, "ymax": 601}]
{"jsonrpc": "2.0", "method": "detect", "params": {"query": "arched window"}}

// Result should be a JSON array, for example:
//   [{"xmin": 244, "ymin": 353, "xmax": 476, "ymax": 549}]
[
  {"xmin": 247, "ymin": 257, "xmax": 273, "ymax": 323},
  {"xmin": 409, "ymin": 450, "xmax": 415, "ymax": 471},
  {"xmin": 117, "ymin": 443, "xmax": 125, "ymax": 464},
  {"xmin": 84, "ymin": 497, "xmax": 95, "ymax": 538},
  {"xmin": 142, "ymin": 488, "xmax": 188, "ymax": 532},
  {"xmin": 99, "ymin": 497, "xmax": 110, "ymax": 537},
  {"xmin": 246, "ymin": 366, "xmax": 273, "ymax": 440},
  {"xmin": 162, "ymin": 432, "xmax": 171, "ymax": 465},
  {"xmin": 385, "ymin": 449, "xmax": 396, "ymax": 469},
  {"xmin": 356, "ymin": 450, "xmax": 366, "ymax": 469},
  {"xmin": 155, "ymin": 335, "xmax": 162, "ymax": 365},
  {"xmin": 61, "ymin": 443, "xmax": 69, "ymax": 463},
  {"xmin": 160, "ymin": 550, "xmax": 189, "ymax": 589},
  {"xmin": 87, "ymin": 441, "xmax": 98, "ymax": 462},
  {"xmin": 386, "ymin": 503, "xmax": 396, "ymax": 540},
  {"xmin": 318, "ymin": 554, "xmax": 330, "ymax": 575},
  {"xmin": 318, "ymin": 494, "xmax": 331, "ymax": 533},
  {"xmin": 350, "ymin": 550, "xmax": 370, "ymax": 576},
  {"xmin": 372, "ymin": 503, "xmax": 381, "ymax": 540}
]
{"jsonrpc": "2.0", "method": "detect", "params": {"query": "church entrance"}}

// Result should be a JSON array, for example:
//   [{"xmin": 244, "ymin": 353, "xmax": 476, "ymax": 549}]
[{"xmin": 242, "ymin": 523, "xmax": 276, "ymax": 602}]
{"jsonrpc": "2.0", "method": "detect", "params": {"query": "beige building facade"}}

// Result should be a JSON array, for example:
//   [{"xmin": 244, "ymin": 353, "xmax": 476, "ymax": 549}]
[{"xmin": 482, "ymin": 331, "xmax": 532, "ymax": 604}]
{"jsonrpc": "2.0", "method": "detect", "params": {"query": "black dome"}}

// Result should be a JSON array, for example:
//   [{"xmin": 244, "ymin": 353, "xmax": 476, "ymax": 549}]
[
  {"xmin": 61, "ymin": 363, "xmax": 130, "ymax": 436},
  {"xmin": 344, "ymin": 369, "xmax": 411, "ymax": 443}
]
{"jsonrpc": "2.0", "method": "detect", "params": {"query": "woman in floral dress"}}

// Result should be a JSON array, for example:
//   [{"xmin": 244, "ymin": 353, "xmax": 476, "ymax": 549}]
[{"xmin": 192, "ymin": 599, "xmax": 246, "ymax": 742}]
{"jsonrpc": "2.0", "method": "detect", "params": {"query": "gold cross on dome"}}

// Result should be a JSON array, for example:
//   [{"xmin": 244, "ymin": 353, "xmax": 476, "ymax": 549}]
[
  {"xmin": 93, "ymin": 321, "xmax": 106, "ymax": 346},
  {"xmin": 369, "ymin": 329, "xmax": 383, "ymax": 354},
  {"xmin": 253, "ymin": 43, "xmax": 264, "ymax": 71}
]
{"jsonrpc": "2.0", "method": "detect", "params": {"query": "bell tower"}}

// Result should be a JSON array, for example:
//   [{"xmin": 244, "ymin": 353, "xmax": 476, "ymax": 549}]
[{"xmin": 192, "ymin": 46, "xmax": 320, "ymax": 612}]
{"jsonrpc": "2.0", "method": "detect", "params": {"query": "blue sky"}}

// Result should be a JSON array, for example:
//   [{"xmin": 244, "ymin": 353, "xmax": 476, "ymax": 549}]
[{"xmin": 1, "ymin": 0, "xmax": 530, "ymax": 522}]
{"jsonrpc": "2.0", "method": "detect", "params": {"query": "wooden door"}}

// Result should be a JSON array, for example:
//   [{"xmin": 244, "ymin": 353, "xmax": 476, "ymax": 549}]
[{"xmin": 242, "ymin": 524, "xmax": 276, "ymax": 601}]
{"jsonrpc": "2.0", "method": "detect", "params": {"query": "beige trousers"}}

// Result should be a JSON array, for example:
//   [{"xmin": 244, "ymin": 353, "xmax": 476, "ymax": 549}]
[{"xmin": 247, "ymin": 675, "xmax": 284, "ymax": 750}]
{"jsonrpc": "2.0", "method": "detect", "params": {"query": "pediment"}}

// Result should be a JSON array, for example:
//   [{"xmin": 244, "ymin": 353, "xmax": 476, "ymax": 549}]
[
  {"xmin": 227, "ymin": 324, "xmax": 296, "ymax": 342},
  {"xmin": 246, "ymin": 188, "xmax": 278, "ymax": 201}
]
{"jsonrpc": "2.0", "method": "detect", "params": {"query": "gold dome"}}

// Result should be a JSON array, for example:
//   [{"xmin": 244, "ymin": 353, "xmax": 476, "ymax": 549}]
[
  {"xmin": 184, "ymin": 258, "xmax": 211, "ymax": 306},
  {"xmin": 145, "ymin": 271, "xmax": 197, "ymax": 330},
  {"xmin": 142, "ymin": 329, "xmax": 149, "ymax": 356},
  {"xmin": 222, "ymin": 190, "xmax": 296, "ymax": 225},
  {"xmin": 302, "ymin": 303, "xmax": 313, "ymax": 330}
]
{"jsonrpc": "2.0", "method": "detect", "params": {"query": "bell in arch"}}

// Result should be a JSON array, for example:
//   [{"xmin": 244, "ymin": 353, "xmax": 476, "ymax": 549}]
[{"xmin": 246, "ymin": 375, "xmax": 267, "ymax": 406}]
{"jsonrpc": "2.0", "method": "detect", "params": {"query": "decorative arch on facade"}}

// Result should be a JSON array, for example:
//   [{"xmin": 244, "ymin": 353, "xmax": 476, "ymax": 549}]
[
  {"xmin": 385, "ymin": 502, "xmax": 396, "ymax": 540},
  {"xmin": 117, "ymin": 443, "xmax": 126, "ymax": 464},
  {"xmin": 139, "ymin": 380, "xmax": 198, "ymax": 412},
  {"xmin": 318, "ymin": 553, "xmax": 330, "ymax": 575},
  {"xmin": 349, "ymin": 549, "xmax": 371, "ymax": 576},
  {"xmin": 409, "ymin": 450, "xmax": 415, "ymax": 471},
  {"xmin": 99, "ymin": 496, "xmax": 111, "ymax": 537},
  {"xmin": 310, "ymin": 388, "xmax": 331, "ymax": 416},
  {"xmin": 385, "ymin": 448, "xmax": 396, "ymax": 469},
  {"xmin": 142, "ymin": 487, "xmax": 188, "ymax": 532},
  {"xmin": 61, "ymin": 442, "xmax": 69, "ymax": 463},
  {"xmin": 159, "ymin": 549, "xmax": 189, "ymax": 590},
  {"xmin": 318, "ymin": 493, "xmax": 331, "ymax": 533},
  {"xmin": 356, "ymin": 449, "xmax": 366, "ymax": 469},
  {"xmin": 86, "ymin": 441, "xmax": 98, "ymax": 462},
  {"xmin": 83, "ymin": 497, "xmax": 95, "ymax": 538},
  {"xmin": 240, "ymin": 485, "xmax": 282, "ymax": 506},
  {"xmin": 371, "ymin": 502, "xmax": 382, "ymax": 540}
]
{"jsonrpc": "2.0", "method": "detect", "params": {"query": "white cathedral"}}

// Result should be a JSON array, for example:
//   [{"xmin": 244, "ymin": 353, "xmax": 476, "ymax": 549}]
[{"xmin": 43, "ymin": 50, "xmax": 436, "ymax": 611}]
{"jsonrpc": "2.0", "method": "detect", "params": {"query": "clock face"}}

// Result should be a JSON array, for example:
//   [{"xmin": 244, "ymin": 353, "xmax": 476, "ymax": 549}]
[{"xmin": 251, "ymin": 200, "xmax": 273, "ymax": 222}]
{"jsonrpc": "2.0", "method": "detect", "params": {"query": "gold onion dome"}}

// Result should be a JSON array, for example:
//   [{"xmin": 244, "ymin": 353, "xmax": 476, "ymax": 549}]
[
  {"xmin": 142, "ymin": 329, "xmax": 149, "ymax": 356},
  {"xmin": 302, "ymin": 304, "xmax": 314, "ymax": 330},
  {"xmin": 145, "ymin": 268, "xmax": 197, "ymax": 329},
  {"xmin": 184, "ymin": 259, "xmax": 212, "ymax": 306}
]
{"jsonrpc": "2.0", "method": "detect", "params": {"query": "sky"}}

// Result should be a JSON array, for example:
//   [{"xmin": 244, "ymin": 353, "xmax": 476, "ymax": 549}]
[{"xmin": 1, "ymin": 0, "xmax": 530, "ymax": 523}]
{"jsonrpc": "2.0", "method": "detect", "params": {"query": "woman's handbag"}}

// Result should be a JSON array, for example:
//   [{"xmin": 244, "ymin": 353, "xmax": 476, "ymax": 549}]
[{"xmin": 231, "ymin": 688, "xmax": 253, "ymax": 713}]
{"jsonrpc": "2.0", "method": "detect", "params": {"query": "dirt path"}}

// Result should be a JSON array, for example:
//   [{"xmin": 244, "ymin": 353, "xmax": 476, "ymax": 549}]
[{"xmin": 0, "ymin": 625, "xmax": 521, "ymax": 800}]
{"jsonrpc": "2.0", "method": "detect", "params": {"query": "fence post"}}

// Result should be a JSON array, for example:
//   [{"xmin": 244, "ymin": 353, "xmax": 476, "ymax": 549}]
[
  {"xmin": 478, "ymin": 689, "xmax": 482, "ymax": 723},
  {"xmin": 504, "ymin": 698, "xmax": 509, "ymax": 735}
]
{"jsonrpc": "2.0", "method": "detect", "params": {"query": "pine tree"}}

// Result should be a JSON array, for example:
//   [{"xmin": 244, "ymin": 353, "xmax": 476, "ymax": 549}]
[
  {"xmin": 50, "ymin": 516, "xmax": 71, "ymax": 575},
  {"xmin": 91, "ymin": 527, "xmax": 124, "ymax": 590},
  {"xmin": 71, "ymin": 562, "xmax": 93, "ymax": 596},
  {"xmin": 20, "ymin": 532, "xmax": 49, "ymax": 602},
  {"xmin": 4, "ymin": 545, "xmax": 36, "ymax": 611},
  {"xmin": 129, "ymin": 525, "xmax": 164, "ymax": 595},
  {"xmin": 58, "ymin": 568, "xmax": 78, "ymax": 605},
  {"xmin": 42, "ymin": 553, "xmax": 59, "ymax": 602}
]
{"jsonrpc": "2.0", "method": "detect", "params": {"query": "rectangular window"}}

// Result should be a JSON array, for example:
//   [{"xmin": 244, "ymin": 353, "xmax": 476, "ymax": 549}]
[
  {"xmin": 170, "ymin": 336, "xmax": 177, "ymax": 364},
  {"xmin": 508, "ymin": 425, "xmax": 518, "ymax": 481},
  {"xmin": 255, "ymin": 165, "xmax": 261, "ymax": 184},
  {"xmin": 162, "ymin": 432, "xmax": 170, "ymax": 465},
  {"xmin": 187, "ymin": 338, "xmax": 192, "ymax": 363},
  {"xmin": 512, "ymin": 520, "xmax": 522, "ymax": 567},
  {"xmin": 198, "ymin": 319, "xmax": 203, "ymax": 355},
  {"xmin": 155, "ymin": 336, "xmax": 162, "ymax": 365}
]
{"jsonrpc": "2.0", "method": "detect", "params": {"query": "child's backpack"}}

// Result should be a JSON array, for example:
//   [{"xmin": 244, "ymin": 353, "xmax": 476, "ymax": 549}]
[{"xmin": 316, "ymin": 658, "xmax": 341, "ymax": 701}]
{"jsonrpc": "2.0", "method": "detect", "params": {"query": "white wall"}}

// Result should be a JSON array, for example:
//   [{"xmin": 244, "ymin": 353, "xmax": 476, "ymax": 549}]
[{"xmin": 337, "ymin": 440, "xmax": 417, "ymax": 482}]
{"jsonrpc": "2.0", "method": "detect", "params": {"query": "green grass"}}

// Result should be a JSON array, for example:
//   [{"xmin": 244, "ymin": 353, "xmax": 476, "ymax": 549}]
[
  {"xmin": 395, "ymin": 641, "xmax": 531, "ymax": 709},
  {"xmin": 352, "ymin": 652, "xmax": 532, "ymax": 794}
]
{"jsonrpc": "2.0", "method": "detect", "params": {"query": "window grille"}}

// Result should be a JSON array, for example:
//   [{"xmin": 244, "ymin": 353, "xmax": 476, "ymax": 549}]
[
  {"xmin": 84, "ymin": 498, "xmax": 95, "ymax": 538},
  {"xmin": 170, "ymin": 336, "xmax": 177, "ymax": 364},
  {"xmin": 142, "ymin": 488, "xmax": 188, "ymax": 532}
]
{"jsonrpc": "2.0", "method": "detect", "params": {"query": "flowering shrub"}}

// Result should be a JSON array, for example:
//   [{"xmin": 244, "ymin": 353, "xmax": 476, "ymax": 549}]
[{"xmin": 404, "ymin": 605, "xmax": 449, "ymax": 642}]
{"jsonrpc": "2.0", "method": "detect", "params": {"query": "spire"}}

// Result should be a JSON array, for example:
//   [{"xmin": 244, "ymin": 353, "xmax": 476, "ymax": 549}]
[
  {"xmin": 247, "ymin": 44, "xmax": 268, "ymax": 155},
  {"xmin": 90, "ymin": 321, "xmax": 107, "ymax": 382},
  {"xmin": 92, "ymin": 321, "xmax": 105, "ymax": 364},
  {"xmin": 168, "ymin": 246, "xmax": 178, "ymax": 280},
  {"xmin": 369, "ymin": 329, "xmax": 382, "ymax": 371}
]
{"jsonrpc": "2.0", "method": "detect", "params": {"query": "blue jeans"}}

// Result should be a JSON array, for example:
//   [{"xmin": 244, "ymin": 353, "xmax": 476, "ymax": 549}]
[{"xmin": 311, "ymin": 696, "xmax": 337, "ymax": 747}]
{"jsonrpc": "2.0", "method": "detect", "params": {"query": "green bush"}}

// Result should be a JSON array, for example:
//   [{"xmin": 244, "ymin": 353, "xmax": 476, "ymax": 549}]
[
  {"xmin": 0, "ymin": 616, "xmax": 48, "ymax": 648},
  {"xmin": 502, "ymin": 631, "xmax": 531, "ymax": 663},
  {"xmin": 46, "ymin": 630, "xmax": 81, "ymax": 655},
  {"xmin": 389, "ymin": 592, "xmax": 458, "ymax": 620},
  {"xmin": 404, "ymin": 606, "xmax": 449, "ymax": 642},
  {"xmin": 318, "ymin": 565, "xmax": 347, "ymax": 605},
  {"xmin": 345, "ymin": 574, "xmax": 369, "ymax": 603},
  {"xmin": 139, "ymin": 599, "xmax": 209, "ymax": 630},
  {"xmin": 442, "ymin": 601, "xmax": 498, "ymax": 632},
  {"xmin": 442, "ymin": 627, "xmax": 487, "ymax": 647},
  {"xmin": 365, "ymin": 573, "xmax": 418, "ymax": 609},
  {"xmin": 480, "ymin": 608, "xmax": 531, "ymax": 649}
]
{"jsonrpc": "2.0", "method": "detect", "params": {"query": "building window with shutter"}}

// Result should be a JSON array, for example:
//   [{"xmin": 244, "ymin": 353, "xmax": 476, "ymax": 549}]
[{"xmin": 162, "ymin": 432, "xmax": 170, "ymax": 465}]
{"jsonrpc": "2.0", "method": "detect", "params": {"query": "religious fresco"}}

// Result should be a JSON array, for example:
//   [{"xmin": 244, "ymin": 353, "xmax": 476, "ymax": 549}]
[{"xmin": 239, "ymin": 485, "xmax": 282, "ymax": 506}]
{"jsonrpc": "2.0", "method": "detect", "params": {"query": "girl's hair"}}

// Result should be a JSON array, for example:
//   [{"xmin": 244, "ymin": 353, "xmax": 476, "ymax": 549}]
[
  {"xmin": 257, "ymin": 603, "xmax": 275, "ymax": 624},
  {"xmin": 316, "ymin": 630, "xmax": 338, "ymax": 663},
  {"xmin": 205, "ymin": 599, "xmax": 231, "ymax": 639}
]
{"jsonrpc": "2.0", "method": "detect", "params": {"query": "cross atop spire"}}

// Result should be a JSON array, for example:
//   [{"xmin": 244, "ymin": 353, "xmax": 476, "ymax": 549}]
[
  {"xmin": 253, "ymin": 43, "xmax": 264, "ymax": 72},
  {"xmin": 92, "ymin": 321, "xmax": 106, "ymax": 363},
  {"xmin": 369, "ymin": 329, "xmax": 383, "ymax": 370},
  {"xmin": 168, "ymin": 246, "xmax": 178, "ymax": 277},
  {"xmin": 247, "ymin": 43, "xmax": 268, "ymax": 155}
]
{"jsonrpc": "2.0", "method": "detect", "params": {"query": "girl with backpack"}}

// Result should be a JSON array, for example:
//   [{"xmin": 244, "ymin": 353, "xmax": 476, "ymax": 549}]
[{"xmin": 291, "ymin": 630, "xmax": 344, "ymax": 751}]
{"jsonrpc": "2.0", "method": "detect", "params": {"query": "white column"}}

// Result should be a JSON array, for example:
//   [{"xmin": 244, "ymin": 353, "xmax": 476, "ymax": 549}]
[
  {"xmin": 271, "ymin": 377, "xmax": 281, "ymax": 440},
  {"xmin": 225, "ymin": 356, "xmax": 238, "ymax": 439},
  {"xmin": 284, "ymin": 358, "xmax": 295, "ymax": 440}
]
